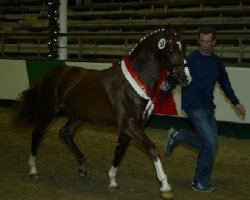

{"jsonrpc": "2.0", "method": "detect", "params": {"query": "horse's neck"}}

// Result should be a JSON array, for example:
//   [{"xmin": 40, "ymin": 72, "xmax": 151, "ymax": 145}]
[{"xmin": 131, "ymin": 54, "xmax": 161, "ymax": 94}]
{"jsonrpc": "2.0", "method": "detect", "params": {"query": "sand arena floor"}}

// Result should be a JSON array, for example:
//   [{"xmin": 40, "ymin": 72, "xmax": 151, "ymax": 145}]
[{"xmin": 0, "ymin": 107, "xmax": 249, "ymax": 200}]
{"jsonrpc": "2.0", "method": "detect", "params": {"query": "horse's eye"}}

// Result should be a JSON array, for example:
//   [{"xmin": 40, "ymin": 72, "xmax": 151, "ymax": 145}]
[{"xmin": 168, "ymin": 42, "xmax": 177, "ymax": 52}]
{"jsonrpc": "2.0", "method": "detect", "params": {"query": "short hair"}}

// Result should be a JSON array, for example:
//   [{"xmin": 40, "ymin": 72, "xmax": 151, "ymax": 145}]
[{"xmin": 198, "ymin": 26, "xmax": 216, "ymax": 40}]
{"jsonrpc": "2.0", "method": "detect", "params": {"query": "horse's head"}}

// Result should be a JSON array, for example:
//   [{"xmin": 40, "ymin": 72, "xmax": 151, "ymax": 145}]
[
  {"xmin": 156, "ymin": 28, "xmax": 192, "ymax": 87},
  {"xmin": 127, "ymin": 28, "xmax": 192, "ymax": 97}
]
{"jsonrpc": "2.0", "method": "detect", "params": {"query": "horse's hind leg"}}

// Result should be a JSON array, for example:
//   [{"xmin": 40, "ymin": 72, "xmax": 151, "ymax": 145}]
[
  {"xmin": 109, "ymin": 132, "xmax": 131, "ymax": 189},
  {"xmin": 59, "ymin": 116, "xmax": 87, "ymax": 177},
  {"xmin": 29, "ymin": 120, "xmax": 51, "ymax": 178}
]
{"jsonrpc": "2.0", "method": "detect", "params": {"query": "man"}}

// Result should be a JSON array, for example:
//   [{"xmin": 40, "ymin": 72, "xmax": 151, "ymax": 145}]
[{"xmin": 165, "ymin": 26, "xmax": 246, "ymax": 192}]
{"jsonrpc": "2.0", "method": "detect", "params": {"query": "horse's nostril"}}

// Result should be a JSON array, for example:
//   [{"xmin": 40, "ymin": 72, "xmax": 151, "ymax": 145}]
[{"xmin": 179, "ymin": 76, "xmax": 191, "ymax": 87}]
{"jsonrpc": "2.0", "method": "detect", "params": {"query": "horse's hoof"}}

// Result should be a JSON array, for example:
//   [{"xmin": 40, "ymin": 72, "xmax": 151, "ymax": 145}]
[
  {"xmin": 108, "ymin": 186, "xmax": 118, "ymax": 192},
  {"xmin": 78, "ymin": 169, "xmax": 87, "ymax": 178},
  {"xmin": 161, "ymin": 190, "xmax": 174, "ymax": 200},
  {"xmin": 29, "ymin": 173, "xmax": 39, "ymax": 179}
]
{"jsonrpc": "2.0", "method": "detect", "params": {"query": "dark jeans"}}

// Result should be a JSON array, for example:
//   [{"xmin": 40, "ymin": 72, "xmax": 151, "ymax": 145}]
[{"xmin": 178, "ymin": 108, "xmax": 218, "ymax": 186}]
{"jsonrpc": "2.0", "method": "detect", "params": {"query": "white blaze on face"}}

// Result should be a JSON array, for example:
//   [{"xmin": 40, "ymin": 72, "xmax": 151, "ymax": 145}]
[
  {"xmin": 183, "ymin": 58, "xmax": 192, "ymax": 84},
  {"xmin": 184, "ymin": 65, "xmax": 192, "ymax": 84},
  {"xmin": 176, "ymin": 41, "xmax": 192, "ymax": 84},
  {"xmin": 176, "ymin": 41, "xmax": 182, "ymax": 51}
]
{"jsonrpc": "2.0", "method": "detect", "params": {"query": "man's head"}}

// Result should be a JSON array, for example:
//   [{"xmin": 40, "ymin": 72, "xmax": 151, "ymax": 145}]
[{"xmin": 198, "ymin": 26, "xmax": 216, "ymax": 55}]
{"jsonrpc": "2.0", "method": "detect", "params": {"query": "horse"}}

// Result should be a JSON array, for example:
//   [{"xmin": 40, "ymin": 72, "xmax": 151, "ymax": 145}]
[{"xmin": 14, "ymin": 28, "xmax": 192, "ymax": 199}]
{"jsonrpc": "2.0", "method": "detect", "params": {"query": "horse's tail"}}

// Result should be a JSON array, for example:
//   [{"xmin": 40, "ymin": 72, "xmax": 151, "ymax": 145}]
[
  {"xmin": 12, "ymin": 84, "xmax": 40, "ymax": 128},
  {"xmin": 13, "ymin": 67, "xmax": 66, "ymax": 129}
]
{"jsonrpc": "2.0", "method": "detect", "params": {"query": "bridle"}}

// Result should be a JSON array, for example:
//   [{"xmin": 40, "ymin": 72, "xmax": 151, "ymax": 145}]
[
  {"xmin": 168, "ymin": 62, "xmax": 187, "ymax": 80},
  {"xmin": 159, "ymin": 35, "xmax": 186, "ymax": 81}
]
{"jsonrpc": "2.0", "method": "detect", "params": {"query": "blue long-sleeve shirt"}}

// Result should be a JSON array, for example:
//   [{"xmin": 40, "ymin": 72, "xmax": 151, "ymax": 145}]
[{"xmin": 182, "ymin": 50, "xmax": 239, "ymax": 112}]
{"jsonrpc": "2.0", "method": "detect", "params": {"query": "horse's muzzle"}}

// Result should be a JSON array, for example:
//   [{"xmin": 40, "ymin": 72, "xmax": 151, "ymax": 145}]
[{"xmin": 179, "ymin": 66, "xmax": 192, "ymax": 86}]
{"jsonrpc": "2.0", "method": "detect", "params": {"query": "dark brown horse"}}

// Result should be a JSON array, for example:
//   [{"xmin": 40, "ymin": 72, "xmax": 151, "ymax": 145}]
[{"xmin": 15, "ymin": 28, "xmax": 192, "ymax": 199}]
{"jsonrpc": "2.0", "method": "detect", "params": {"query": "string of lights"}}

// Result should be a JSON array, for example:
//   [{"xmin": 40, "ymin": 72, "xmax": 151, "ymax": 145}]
[{"xmin": 47, "ymin": 0, "xmax": 60, "ymax": 59}]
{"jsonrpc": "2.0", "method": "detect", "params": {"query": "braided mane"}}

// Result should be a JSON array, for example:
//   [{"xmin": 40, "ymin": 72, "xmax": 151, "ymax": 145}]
[{"xmin": 128, "ymin": 28, "xmax": 166, "ymax": 55}]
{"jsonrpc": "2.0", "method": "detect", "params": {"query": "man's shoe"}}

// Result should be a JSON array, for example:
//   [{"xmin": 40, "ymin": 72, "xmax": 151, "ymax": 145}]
[
  {"xmin": 165, "ymin": 128, "xmax": 179, "ymax": 156},
  {"xmin": 192, "ymin": 179, "xmax": 215, "ymax": 192}
]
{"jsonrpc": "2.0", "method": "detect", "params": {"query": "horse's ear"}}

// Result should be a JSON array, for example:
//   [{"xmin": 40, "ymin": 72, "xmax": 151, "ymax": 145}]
[
  {"xmin": 166, "ymin": 24, "xmax": 172, "ymax": 30},
  {"xmin": 165, "ymin": 24, "xmax": 173, "ymax": 34},
  {"xmin": 174, "ymin": 27, "xmax": 183, "ymax": 40},
  {"xmin": 177, "ymin": 26, "xmax": 184, "ymax": 33}
]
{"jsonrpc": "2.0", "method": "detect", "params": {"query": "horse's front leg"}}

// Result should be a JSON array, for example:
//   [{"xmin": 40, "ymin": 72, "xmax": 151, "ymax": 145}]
[
  {"xmin": 127, "ymin": 119, "xmax": 173, "ymax": 200},
  {"xmin": 109, "ymin": 132, "xmax": 131, "ymax": 189},
  {"xmin": 153, "ymin": 158, "xmax": 173, "ymax": 199}
]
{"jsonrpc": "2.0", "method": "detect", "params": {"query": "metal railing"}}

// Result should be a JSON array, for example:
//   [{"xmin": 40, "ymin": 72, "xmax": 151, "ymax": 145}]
[{"xmin": 0, "ymin": 31, "xmax": 250, "ymax": 65}]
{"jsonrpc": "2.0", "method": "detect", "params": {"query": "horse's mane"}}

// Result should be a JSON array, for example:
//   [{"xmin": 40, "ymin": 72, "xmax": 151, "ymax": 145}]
[{"xmin": 128, "ymin": 28, "xmax": 166, "ymax": 56}]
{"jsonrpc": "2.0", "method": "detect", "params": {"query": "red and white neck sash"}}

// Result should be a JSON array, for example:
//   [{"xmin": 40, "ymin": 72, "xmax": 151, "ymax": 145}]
[{"xmin": 121, "ymin": 55, "xmax": 154, "ymax": 120}]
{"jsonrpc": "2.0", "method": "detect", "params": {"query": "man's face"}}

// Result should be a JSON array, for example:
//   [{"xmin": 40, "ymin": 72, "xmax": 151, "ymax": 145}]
[{"xmin": 198, "ymin": 33, "xmax": 215, "ymax": 55}]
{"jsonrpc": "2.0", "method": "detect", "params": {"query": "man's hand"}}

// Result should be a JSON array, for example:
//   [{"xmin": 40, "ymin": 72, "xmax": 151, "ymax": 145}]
[{"xmin": 235, "ymin": 103, "xmax": 246, "ymax": 115}]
